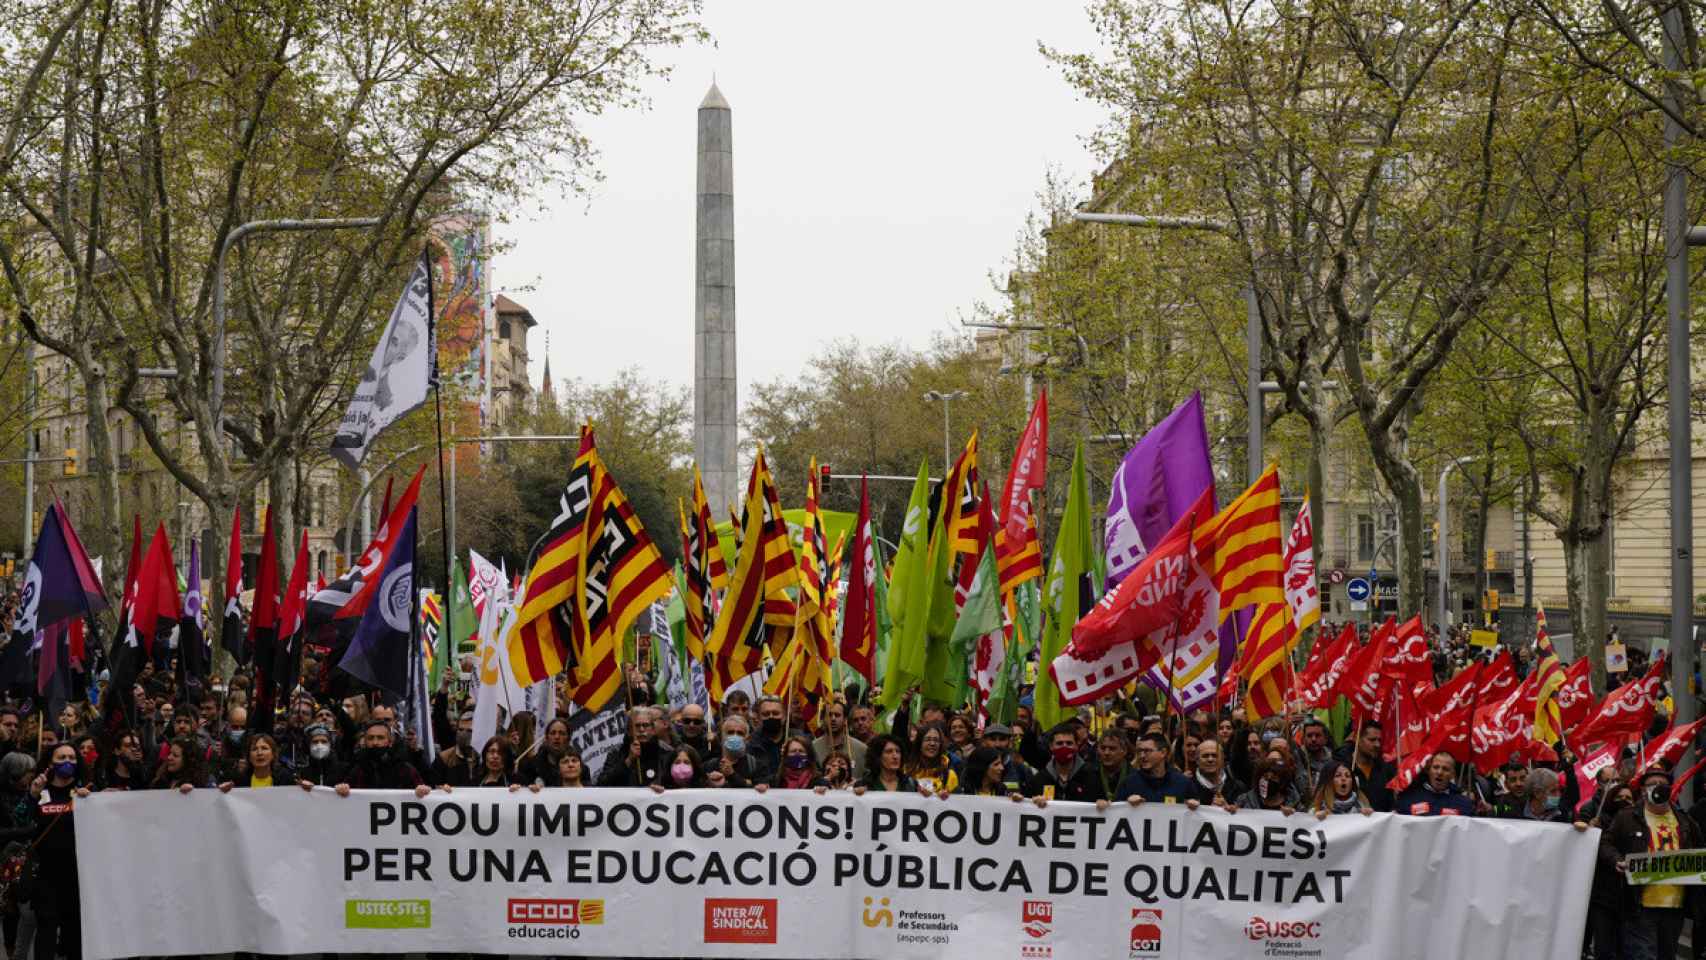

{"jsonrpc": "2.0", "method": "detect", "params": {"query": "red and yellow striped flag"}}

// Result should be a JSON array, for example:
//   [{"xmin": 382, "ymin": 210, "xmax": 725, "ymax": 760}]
[
  {"xmin": 707, "ymin": 449, "xmax": 795, "ymax": 699},
  {"xmin": 996, "ymin": 512, "xmax": 1043, "ymax": 594},
  {"xmin": 1237, "ymin": 603, "xmax": 1296, "ymax": 719},
  {"xmin": 506, "ymin": 427, "xmax": 671, "ymax": 710},
  {"xmin": 1532, "ymin": 606, "xmax": 1567, "ymax": 745},
  {"xmin": 1193, "ymin": 463, "xmax": 1285, "ymax": 620}
]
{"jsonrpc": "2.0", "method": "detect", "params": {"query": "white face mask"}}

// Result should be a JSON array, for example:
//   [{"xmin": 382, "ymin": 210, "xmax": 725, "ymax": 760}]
[{"xmin": 309, "ymin": 743, "xmax": 332, "ymax": 761}]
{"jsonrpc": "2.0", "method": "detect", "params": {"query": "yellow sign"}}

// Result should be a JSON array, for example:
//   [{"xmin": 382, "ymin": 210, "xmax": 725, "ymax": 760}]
[
  {"xmin": 1470, "ymin": 629, "xmax": 1499, "ymax": 649},
  {"xmin": 1484, "ymin": 589, "xmax": 1499, "ymax": 611}
]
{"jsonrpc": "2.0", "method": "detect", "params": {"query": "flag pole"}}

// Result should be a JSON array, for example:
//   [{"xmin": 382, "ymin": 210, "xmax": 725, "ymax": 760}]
[{"xmin": 425, "ymin": 249, "xmax": 456, "ymax": 678}]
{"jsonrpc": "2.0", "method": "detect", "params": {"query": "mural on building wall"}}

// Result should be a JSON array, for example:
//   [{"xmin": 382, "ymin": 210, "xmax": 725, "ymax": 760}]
[{"xmin": 428, "ymin": 214, "xmax": 492, "ymax": 432}]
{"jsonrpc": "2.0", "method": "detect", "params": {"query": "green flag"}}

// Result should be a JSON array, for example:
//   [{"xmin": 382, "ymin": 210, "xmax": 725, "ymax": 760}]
[
  {"xmin": 880, "ymin": 461, "xmax": 934, "ymax": 711},
  {"xmin": 919, "ymin": 481, "xmax": 962, "ymax": 706},
  {"xmin": 434, "ymin": 557, "xmax": 470, "ymax": 693},
  {"xmin": 1034, "ymin": 440, "xmax": 1099, "ymax": 732},
  {"xmin": 945, "ymin": 540, "xmax": 1001, "ymax": 710},
  {"xmin": 872, "ymin": 533, "xmax": 893, "ymax": 683},
  {"xmin": 985, "ymin": 579, "xmax": 1038, "ymax": 724}
]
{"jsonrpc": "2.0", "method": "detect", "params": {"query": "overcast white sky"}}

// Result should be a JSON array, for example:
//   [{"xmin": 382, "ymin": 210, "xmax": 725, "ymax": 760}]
[{"xmin": 492, "ymin": 2, "xmax": 1106, "ymax": 399}]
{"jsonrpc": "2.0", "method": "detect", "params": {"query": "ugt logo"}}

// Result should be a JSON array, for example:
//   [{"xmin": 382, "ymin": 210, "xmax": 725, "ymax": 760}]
[{"xmin": 1021, "ymin": 900, "xmax": 1052, "ymax": 940}]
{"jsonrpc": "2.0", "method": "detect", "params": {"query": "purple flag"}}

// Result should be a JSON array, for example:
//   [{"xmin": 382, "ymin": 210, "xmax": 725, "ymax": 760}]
[
  {"xmin": 1101, "ymin": 393, "xmax": 1248, "ymax": 712},
  {"xmin": 13, "ymin": 504, "xmax": 103, "ymax": 639},
  {"xmin": 1104, "ymin": 392, "xmax": 1216, "ymax": 586}
]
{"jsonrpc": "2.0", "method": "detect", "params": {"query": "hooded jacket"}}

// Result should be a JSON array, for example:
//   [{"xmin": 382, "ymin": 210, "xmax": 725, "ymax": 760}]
[{"xmin": 1394, "ymin": 778, "xmax": 1476, "ymax": 817}]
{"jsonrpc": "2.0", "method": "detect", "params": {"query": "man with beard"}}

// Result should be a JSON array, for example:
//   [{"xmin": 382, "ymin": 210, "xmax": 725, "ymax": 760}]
[{"xmin": 334, "ymin": 720, "xmax": 429, "ymax": 796}]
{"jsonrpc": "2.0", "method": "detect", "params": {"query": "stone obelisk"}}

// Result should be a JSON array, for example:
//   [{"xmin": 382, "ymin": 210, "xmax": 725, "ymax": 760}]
[{"xmin": 695, "ymin": 81, "xmax": 738, "ymax": 515}]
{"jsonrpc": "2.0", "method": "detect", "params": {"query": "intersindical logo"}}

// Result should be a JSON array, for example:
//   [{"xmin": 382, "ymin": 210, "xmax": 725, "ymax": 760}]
[{"xmin": 703, "ymin": 898, "xmax": 777, "ymax": 944}]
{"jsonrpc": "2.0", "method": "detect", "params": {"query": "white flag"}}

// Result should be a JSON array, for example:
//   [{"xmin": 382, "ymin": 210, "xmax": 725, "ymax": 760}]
[{"xmin": 331, "ymin": 249, "xmax": 434, "ymax": 470}]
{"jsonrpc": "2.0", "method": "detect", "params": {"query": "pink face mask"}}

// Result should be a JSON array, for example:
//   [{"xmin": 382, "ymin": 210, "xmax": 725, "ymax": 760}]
[{"xmin": 671, "ymin": 763, "xmax": 694, "ymax": 785}]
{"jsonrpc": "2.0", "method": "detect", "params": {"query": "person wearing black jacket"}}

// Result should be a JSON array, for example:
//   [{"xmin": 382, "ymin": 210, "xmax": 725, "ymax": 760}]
[
  {"xmin": 1024, "ymin": 725, "xmax": 1098, "ymax": 804},
  {"xmin": 1588, "ymin": 783, "xmax": 1637, "ymax": 960},
  {"xmin": 295, "ymin": 725, "xmax": 345, "ymax": 787},
  {"xmin": 1603, "ymin": 768, "xmax": 1702, "ymax": 960},
  {"xmin": 429, "ymin": 713, "xmax": 479, "ymax": 788},
  {"xmin": 94, "ymin": 731, "xmax": 150, "ymax": 792},
  {"xmin": 29, "ymin": 743, "xmax": 86, "ymax": 960},
  {"xmin": 1188, "ymin": 738, "xmax": 1244, "ymax": 807},
  {"xmin": 1334, "ymin": 721, "xmax": 1396, "ymax": 812},
  {"xmin": 599, "ymin": 711, "xmax": 667, "ymax": 787},
  {"xmin": 334, "ymin": 720, "xmax": 430, "ymax": 796},
  {"xmin": 1088, "ymin": 731, "xmax": 1131, "ymax": 804}
]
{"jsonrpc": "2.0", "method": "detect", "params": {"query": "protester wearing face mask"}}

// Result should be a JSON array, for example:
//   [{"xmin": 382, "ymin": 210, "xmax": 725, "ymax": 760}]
[
  {"xmin": 295, "ymin": 725, "xmax": 344, "ymax": 788},
  {"xmin": 30, "ymin": 743, "xmax": 89, "ymax": 960},
  {"xmin": 648, "ymin": 747, "xmax": 706, "ymax": 793},
  {"xmin": 1025, "ymin": 724, "xmax": 1099, "ymax": 805},
  {"xmin": 748, "ymin": 696, "xmax": 787, "ymax": 782},
  {"xmin": 1501, "ymin": 768, "xmax": 1573, "ymax": 823},
  {"xmin": 758, "ymin": 736, "xmax": 822, "ymax": 793},
  {"xmin": 429, "ymin": 712, "xmax": 479, "ymax": 787},
  {"xmin": 710, "ymin": 716, "xmax": 757, "ymax": 788},
  {"xmin": 1605, "ymin": 767, "xmax": 1701, "ymax": 960},
  {"xmin": 333, "ymin": 720, "xmax": 430, "ymax": 797}
]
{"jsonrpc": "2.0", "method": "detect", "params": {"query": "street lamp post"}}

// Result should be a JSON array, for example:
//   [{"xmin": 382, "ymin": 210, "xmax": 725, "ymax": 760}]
[{"xmin": 922, "ymin": 391, "xmax": 967, "ymax": 475}]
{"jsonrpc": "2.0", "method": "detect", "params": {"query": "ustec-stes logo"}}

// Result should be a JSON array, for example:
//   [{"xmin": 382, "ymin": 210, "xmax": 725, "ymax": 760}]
[
  {"xmin": 508, "ymin": 899, "xmax": 604, "ymax": 926},
  {"xmin": 1129, "ymin": 908, "xmax": 1162, "ymax": 956},
  {"xmin": 704, "ymin": 898, "xmax": 778, "ymax": 945},
  {"xmin": 1245, "ymin": 917, "xmax": 1322, "ymax": 941}
]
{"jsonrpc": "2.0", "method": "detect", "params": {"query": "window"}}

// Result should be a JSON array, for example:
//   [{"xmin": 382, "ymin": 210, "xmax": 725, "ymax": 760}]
[
  {"xmin": 500, "ymin": 318, "xmax": 512, "ymax": 340},
  {"xmin": 1356, "ymin": 514, "xmax": 1375, "ymax": 563}
]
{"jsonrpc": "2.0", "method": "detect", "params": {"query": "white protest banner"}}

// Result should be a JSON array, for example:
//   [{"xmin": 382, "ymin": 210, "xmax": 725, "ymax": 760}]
[
  {"xmin": 1626, "ymin": 848, "xmax": 1706, "ymax": 885},
  {"xmin": 77, "ymin": 790, "xmax": 1594, "ymax": 960}
]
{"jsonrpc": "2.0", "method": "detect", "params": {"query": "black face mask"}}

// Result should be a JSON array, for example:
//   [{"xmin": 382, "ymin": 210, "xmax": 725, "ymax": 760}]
[
  {"xmin": 761, "ymin": 717, "xmax": 783, "ymax": 739},
  {"xmin": 357, "ymin": 746, "xmax": 387, "ymax": 765}
]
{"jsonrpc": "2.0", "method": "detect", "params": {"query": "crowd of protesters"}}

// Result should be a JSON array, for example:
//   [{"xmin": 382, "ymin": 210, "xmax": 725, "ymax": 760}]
[{"xmin": 0, "ymin": 595, "xmax": 1694, "ymax": 960}]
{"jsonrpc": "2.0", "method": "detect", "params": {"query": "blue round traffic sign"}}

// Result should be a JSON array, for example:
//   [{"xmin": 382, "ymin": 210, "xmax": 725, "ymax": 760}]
[{"xmin": 1346, "ymin": 578, "xmax": 1371, "ymax": 602}]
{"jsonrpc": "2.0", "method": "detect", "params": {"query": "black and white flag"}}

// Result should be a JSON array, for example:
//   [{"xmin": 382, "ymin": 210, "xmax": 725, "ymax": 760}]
[{"xmin": 330, "ymin": 249, "xmax": 435, "ymax": 470}]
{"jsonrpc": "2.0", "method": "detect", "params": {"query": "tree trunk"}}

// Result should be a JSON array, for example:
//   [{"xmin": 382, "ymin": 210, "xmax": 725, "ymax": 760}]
[
  {"xmin": 1472, "ymin": 450, "xmax": 1493, "ymax": 625},
  {"xmin": 1562, "ymin": 525, "xmax": 1611, "ymax": 696},
  {"xmin": 74, "ymin": 349, "xmax": 121, "ymax": 582},
  {"xmin": 269, "ymin": 454, "xmax": 296, "ymax": 571}
]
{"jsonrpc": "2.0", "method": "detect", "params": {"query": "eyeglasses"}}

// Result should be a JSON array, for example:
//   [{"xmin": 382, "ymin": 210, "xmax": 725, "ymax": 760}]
[{"xmin": 680, "ymin": 718, "xmax": 705, "ymax": 726}]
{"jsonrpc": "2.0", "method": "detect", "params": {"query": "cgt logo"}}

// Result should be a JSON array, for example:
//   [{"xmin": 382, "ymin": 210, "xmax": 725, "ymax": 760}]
[
  {"xmin": 704, "ymin": 898, "xmax": 777, "ymax": 945},
  {"xmin": 1245, "ymin": 917, "xmax": 1322, "ymax": 941},
  {"xmin": 1129, "ymin": 908, "xmax": 1162, "ymax": 956},
  {"xmin": 507, "ymin": 899, "xmax": 604, "ymax": 925},
  {"xmin": 1021, "ymin": 900, "xmax": 1053, "ymax": 940}
]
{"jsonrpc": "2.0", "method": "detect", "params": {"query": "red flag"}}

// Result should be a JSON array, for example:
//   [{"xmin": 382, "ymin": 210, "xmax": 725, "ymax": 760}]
[
  {"xmin": 999, "ymin": 389, "xmax": 1048, "ymax": 548},
  {"xmin": 1067, "ymin": 493, "xmax": 1207, "ymax": 660},
  {"xmin": 126, "ymin": 524, "xmax": 177, "ymax": 654},
  {"xmin": 838, "ymin": 477, "xmax": 878, "ymax": 684},
  {"xmin": 377, "ymin": 476, "xmax": 395, "ymax": 527},
  {"xmin": 331, "ymin": 468, "xmax": 424, "ymax": 623},
  {"xmin": 1475, "ymin": 651, "xmax": 1518, "ymax": 702},
  {"xmin": 1389, "ymin": 699, "xmax": 1472, "ymax": 793},
  {"xmin": 151, "ymin": 524, "xmax": 180, "ymax": 644},
  {"xmin": 249, "ymin": 508, "xmax": 280, "ymax": 642},
  {"xmin": 1297, "ymin": 624, "xmax": 1357, "ymax": 708},
  {"xmin": 221, "ymin": 508, "xmax": 246, "ymax": 662},
  {"xmin": 52, "ymin": 498, "xmax": 108, "ymax": 612},
  {"xmin": 1401, "ymin": 662, "xmax": 1482, "ymax": 759},
  {"xmin": 1381, "ymin": 615, "xmax": 1431, "ymax": 690},
  {"xmin": 279, "ymin": 530, "xmax": 311, "ymax": 642},
  {"xmin": 1470, "ymin": 669, "xmax": 1541, "ymax": 773},
  {"xmin": 1571, "ymin": 656, "xmax": 1667, "ymax": 752},
  {"xmin": 1338, "ymin": 616, "xmax": 1397, "ymax": 720},
  {"xmin": 1637, "ymin": 717, "xmax": 1704, "ymax": 774},
  {"xmin": 1556, "ymin": 658, "xmax": 1594, "ymax": 731}
]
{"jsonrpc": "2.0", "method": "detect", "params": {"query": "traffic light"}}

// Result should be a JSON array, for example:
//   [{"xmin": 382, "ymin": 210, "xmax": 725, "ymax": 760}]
[
  {"xmin": 819, "ymin": 463, "xmax": 832, "ymax": 487},
  {"xmin": 62, "ymin": 448, "xmax": 77, "ymax": 477}
]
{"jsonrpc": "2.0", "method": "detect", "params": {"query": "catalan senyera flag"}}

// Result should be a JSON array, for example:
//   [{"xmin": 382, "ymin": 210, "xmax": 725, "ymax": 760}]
[
  {"xmin": 708, "ymin": 449, "xmax": 794, "ymax": 699},
  {"xmin": 1239, "ymin": 497, "xmax": 1318, "ymax": 717},
  {"xmin": 505, "ymin": 426, "xmax": 672, "ymax": 711},
  {"xmin": 1531, "ymin": 606, "xmax": 1567, "ymax": 746},
  {"xmin": 1193, "ymin": 463, "xmax": 1284, "ymax": 621},
  {"xmin": 1239, "ymin": 603, "xmax": 1294, "ymax": 719},
  {"xmin": 754, "ymin": 452, "xmax": 801, "ymax": 634}
]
